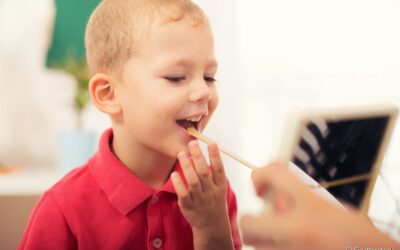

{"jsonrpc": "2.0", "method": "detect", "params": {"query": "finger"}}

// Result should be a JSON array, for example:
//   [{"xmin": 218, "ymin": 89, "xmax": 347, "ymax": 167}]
[
  {"xmin": 252, "ymin": 162, "xmax": 308, "ymax": 200},
  {"xmin": 273, "ymin": 190, "xmax": 294, "ymax": 214},
  {"xmin": 251, "ymin": 162, "xmax": 283, "ymax": 193},
  {"xmin": 208, "ymin": 142, "xmax": 226, "ymax": 186},
  {"xmin": 178, "ymin": 151, "xmax": 202, "ymax": 195},
  {"xmin": 188, "ymin": 141, "xmax": 214, "ymax": 191},
  {"xmin": 240, "ymin": 213, "xmax": 290, "ymax": 246},
  {"xmin": 170, "ymin": 171, "xmax": 191, "ymax": 205}
]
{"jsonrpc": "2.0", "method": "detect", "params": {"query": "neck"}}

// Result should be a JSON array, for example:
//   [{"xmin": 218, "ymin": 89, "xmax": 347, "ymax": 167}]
[{"xmin": 111, "ymin": 130, "xmax": 176, "ymax": 189}]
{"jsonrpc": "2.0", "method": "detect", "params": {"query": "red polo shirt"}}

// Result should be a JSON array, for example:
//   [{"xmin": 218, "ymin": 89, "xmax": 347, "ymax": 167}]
[{"xmin": 19, "ymin": 129, "xmax": 242, "ymax": 249}]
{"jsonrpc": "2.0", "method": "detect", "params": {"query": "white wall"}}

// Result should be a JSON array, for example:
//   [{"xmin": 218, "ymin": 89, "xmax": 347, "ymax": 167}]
[{"xmin": 235, "ymin": 0, "xmax": 400, "ymax": 241}]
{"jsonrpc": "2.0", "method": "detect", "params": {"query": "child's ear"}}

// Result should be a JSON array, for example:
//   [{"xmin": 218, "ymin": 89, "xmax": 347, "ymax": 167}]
[{"xmin": 89, "ymin": 73, "xmax": 122, "ymax": 115}]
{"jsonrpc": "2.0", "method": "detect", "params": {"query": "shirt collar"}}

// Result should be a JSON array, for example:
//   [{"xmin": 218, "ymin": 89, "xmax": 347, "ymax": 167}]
[{"xmin": 88, "ymin": 128, "xmax": 182, "ymax": 215}]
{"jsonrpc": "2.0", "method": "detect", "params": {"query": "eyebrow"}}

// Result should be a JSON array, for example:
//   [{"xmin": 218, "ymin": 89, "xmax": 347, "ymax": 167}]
[{"xmin": 165, "ymin": 59, "xmax": 218, "ymax": 69}]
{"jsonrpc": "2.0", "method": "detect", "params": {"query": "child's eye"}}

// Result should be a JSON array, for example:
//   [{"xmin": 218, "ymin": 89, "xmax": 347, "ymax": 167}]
[
  {"xmin": 164, "ymin": 76, "xmax": 186, "ymax": 84},
  {"xmin": 204, "ymin": 76, "xmax": 217, "ymax": 84}
]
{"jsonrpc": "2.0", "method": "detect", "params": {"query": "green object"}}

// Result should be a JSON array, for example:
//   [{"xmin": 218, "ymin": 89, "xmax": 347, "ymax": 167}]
[
  {"xmin": 46, "ymin": 0, "xmax": 99, "ymax": 66},
  {"xmin": 53, "ymin": 55, "xmax": 91, "ymax": 128},
  {"xmin": 46, "ymin": 0, "xmax": 99, "ymax": 128}
]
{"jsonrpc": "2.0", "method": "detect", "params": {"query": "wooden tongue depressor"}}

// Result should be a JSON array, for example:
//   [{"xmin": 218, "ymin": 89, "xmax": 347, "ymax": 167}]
[
  {"xmin": 187, "ymin": 127, "xmax": 368, "ymax": 196},
  {"xmin": 187, "ymin": 127, "xmax": 258, "ymax": 170}
]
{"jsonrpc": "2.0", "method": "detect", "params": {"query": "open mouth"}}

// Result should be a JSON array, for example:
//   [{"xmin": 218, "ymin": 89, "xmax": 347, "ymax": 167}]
[{"xmin": 176, "ymin": 116, "xmax": 203, "ymax": 130}]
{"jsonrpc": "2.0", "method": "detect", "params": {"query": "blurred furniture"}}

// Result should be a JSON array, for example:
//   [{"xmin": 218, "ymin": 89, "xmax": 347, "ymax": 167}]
[{"xmin": 0, "ymin": 169, "xmax": 63, "ymax": 249}]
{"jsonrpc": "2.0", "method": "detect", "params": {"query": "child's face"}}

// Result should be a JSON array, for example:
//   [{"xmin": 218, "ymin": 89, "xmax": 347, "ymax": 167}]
[{"xmin": 115, "ymin": 19, "xmax": 218, "ymax": 158}]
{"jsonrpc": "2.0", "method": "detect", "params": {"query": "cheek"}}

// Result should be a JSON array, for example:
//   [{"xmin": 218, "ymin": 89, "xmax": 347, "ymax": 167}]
[
  {"xmin": 209, "ymin": 91, "xmax": 219, "ymax": 113},
  {"xmin": 146, "ymin": 98, "xmax": 180, "ymax": 128},
  {"xmin": 201, "ymin": 92, "xmax": 219, "ymax": 127},
  {"xmin": 156, "ymin": 91, "xmax": 187, "ymax": 115}
]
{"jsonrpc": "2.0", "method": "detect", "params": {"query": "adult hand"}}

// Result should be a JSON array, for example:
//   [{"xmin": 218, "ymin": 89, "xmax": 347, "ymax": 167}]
[{"xmin": 240, "ymin": 162, "xmax": 397, "ymax": 250}]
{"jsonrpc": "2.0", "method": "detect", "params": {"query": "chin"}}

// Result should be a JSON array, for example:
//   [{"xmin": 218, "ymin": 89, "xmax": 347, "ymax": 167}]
[
  {"xmin": 160, "ymin": 142, "xmax": 187, "ymax": 159},
  {"xmin": 174, "ymin": 142, "xmax": 189, "ymax": 155}
]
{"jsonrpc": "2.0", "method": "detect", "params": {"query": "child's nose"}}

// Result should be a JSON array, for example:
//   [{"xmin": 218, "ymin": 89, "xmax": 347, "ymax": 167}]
[{"xmin": 188, "ymin": 79, "xmax": 212, "ymax": 103}]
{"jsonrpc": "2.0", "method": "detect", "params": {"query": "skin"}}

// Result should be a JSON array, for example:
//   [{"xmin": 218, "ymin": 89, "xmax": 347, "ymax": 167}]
[
  {"xmin": 240, "ymin": 162, "xmax": 399, "ymax": 250},
  {"xmin": 171, "ymin": 141, "xmax": 233, "ymax": 250},
  {"xmin": 89, "ymin": 18, "xmax": 233, "ymax": 250}
]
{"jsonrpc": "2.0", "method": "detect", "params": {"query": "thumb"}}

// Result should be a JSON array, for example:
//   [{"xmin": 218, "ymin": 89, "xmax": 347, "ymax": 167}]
[{"xmin": 252, "ymin": 162, "xmax": 309, "ymax": 202}]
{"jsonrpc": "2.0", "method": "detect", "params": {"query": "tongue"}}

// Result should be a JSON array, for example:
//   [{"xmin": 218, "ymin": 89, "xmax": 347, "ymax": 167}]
[{"xmin": 177, "ymin": 120, "xmax": 194, "ymax": 129}]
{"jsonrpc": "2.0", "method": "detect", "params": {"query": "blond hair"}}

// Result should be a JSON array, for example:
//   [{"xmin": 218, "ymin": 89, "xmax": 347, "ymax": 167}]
[{"xmin": 85, "ymin": 0, "xmax": 208, "ymax": 76}]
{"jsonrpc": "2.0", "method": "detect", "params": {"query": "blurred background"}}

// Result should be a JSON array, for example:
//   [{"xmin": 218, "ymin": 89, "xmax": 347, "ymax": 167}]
[{"xmin": 1, "ymin": 0, "xmax": 400, "ymax": 249}]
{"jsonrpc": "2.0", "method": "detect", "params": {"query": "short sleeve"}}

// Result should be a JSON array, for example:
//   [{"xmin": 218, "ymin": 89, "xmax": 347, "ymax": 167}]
[
  {"xmin": 18, "ymin": 191, "xmax": 76, "ymax": 250},
  {"xmin": 226, "ymin": 181, "xmax": 242, "ymax": 250}
]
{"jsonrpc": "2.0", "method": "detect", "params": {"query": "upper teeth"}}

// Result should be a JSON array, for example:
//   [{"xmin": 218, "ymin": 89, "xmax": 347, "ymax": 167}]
[{"xmin": 185, "ymin": 115, "xmax": 203, "ymax": 122}]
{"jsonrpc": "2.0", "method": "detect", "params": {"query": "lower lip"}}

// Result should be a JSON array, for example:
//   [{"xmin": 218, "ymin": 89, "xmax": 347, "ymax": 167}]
[{"xmin": 176, "ymin": 124, "xmax": 196, "ymax": 140}]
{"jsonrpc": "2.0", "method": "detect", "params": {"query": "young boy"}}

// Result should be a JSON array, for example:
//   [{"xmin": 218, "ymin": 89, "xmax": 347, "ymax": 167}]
[{"xmin": 19, "ymin": 0, "xmax": 241, "ymax": 249}]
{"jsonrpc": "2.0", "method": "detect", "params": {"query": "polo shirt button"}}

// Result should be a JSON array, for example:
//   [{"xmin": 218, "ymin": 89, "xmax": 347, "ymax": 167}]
[
  {"xmin": 152, "ymin": 237, "xmax": 163, "ymax": 248},
  {"xmin": 150, "ymin": 195, "xmax": 159, "ymax": 204}
]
